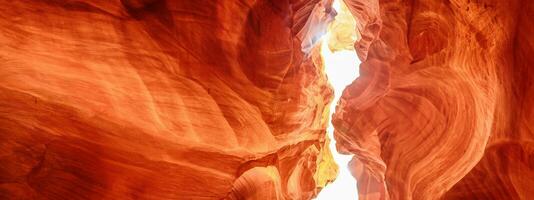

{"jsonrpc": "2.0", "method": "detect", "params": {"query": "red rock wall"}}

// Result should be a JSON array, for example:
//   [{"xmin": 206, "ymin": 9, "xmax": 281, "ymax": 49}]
[
  {"xmin": 335, "ymin": 0, "xmax": 534, "ymax": 199},
  {"xmin": 0, "ymin": 0, "xmax": 338, "ymax": 199}
]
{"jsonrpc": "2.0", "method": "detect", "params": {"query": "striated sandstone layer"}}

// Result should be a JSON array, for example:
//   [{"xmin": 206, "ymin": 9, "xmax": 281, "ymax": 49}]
[
  {"xmin": 0, "ymin": 0, "xmax": 339, "ymax": 199},
  {"xmin": 334, "ymin": 0, "xmax": 534, "ymax": 199}
]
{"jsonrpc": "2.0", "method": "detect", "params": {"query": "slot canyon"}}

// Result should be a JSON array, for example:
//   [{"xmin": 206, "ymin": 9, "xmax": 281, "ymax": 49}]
[{"xmin": 0, "ymin": 0, "xmax": 533, "ymax": 199}]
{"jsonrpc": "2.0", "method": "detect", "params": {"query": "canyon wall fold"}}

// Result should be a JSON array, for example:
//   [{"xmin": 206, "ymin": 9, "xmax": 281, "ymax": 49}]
[
  {"xmin": 334, "ymin": 0, "xmax": 533, "ymax": 199},
  {"xmin": 0, "ymin": 0, "xmax": 338, "ymax": 199}
]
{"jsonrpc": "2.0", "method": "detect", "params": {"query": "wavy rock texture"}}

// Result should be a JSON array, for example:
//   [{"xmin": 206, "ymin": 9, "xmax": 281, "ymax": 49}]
[
  {"xmin": 0, "ymin": 0, "xmax": 338, "ymax": 199},
  {"xmin": 333, "ymin": 0, "xmax": 534, "ymax": 199}
]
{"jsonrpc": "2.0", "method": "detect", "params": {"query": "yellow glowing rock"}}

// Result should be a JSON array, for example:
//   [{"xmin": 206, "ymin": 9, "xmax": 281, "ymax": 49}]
[{"xmin": 327, "ymin": 0, "xmax": 359, "ymax": 52}]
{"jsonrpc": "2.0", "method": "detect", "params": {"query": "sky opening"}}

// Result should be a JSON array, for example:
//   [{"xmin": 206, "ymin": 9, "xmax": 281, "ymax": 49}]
[{"xmin": 315, "ymin": 0, "xmax": 361, "ymax": 199}]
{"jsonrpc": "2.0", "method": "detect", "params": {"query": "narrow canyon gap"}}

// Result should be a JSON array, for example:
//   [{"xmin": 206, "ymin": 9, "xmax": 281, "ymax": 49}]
[
  {"xmin": 316, "ymin": 0, "xmax": 361, "ymax": 199},
  {"xmin": 0, "ymin": 0, "xmax": 533, "ymax": 199}
]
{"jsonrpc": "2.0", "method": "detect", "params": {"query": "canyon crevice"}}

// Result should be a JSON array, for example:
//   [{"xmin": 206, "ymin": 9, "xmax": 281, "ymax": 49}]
[{"xmin": 0, "ymin": 0, "xmax": 533, "ymax": 199}]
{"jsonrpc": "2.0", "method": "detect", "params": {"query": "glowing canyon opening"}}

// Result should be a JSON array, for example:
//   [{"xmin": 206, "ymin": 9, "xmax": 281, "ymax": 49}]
[
  {"xmin": 1, "ymin": 0, "xmax": 533, "ymax": 200},
  {"xmin": 316, "ymin": 0, "xmax": 360, "ymax": 199}
]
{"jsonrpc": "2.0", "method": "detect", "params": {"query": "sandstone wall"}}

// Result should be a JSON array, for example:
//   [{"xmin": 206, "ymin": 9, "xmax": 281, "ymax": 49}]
[
  {"xmin": 335, "ymin": 0, "xmax": 533, "ymax": 199},
  {"xmin": 0, "ymin": 0, "xmax": 337, "ymax": 199}
]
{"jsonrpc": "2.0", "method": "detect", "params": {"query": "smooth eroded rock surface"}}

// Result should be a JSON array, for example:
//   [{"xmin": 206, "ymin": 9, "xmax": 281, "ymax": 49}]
[
  {"xmin": 334, "ymin": 0, "xmax": 534, "ymax": 199},
  {"xmin": 0, "ymin": 0, "xmax": 338, "ymax": 199}
]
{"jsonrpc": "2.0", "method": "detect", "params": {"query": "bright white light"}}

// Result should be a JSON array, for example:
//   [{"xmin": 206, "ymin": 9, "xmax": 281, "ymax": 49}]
[{"xmin": 314, "ymin": 34, "xmax": 361, "ymax": 200}]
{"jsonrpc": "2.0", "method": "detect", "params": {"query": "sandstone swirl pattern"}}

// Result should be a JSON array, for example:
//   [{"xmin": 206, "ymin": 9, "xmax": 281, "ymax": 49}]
[
  {"xmin": 0, "ymin": 0, "xmax": 338, "ymax": 199},
  {"xmin": 334, "ymin": 0, "xmax": 534, "ymax": 199}
]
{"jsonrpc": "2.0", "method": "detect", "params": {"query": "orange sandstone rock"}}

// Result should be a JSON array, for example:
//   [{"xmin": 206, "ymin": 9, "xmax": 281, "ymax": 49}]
[
  {"xmin": 335, "ymin": 0, "xmax": 534, "ymax": 199},
  {"xmin": 0, "ymin": 0, "xmax": 337, "ymax": 199}
]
